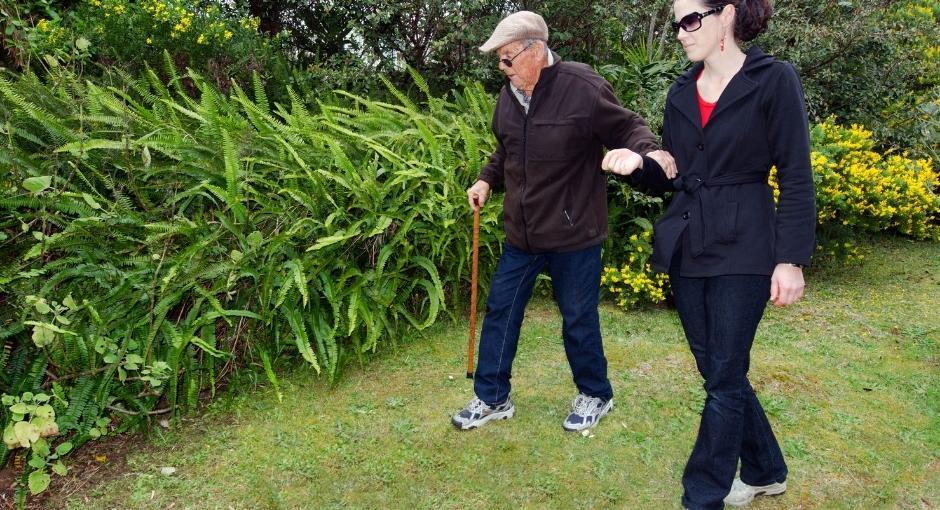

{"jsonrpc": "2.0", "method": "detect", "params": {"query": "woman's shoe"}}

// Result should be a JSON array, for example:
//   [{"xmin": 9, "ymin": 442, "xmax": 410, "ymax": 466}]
[{"xmin": 723, "ymin": 478, "xmax": 787, "ymax": 506}]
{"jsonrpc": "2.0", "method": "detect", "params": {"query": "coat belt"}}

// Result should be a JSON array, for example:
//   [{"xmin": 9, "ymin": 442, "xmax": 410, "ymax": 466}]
[{"xmin": 673, "ymin": 170, "xmax": 769, "ymax": 256}]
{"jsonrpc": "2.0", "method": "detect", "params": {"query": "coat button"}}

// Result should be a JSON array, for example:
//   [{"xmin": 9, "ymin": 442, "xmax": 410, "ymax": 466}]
[
  {"xmin": 697, "ymin": 143, "xmax": 704, "ymax": 151},
  {"xmin": 682, "ymin": 211, "xmax": 690, "ymax": 220}
]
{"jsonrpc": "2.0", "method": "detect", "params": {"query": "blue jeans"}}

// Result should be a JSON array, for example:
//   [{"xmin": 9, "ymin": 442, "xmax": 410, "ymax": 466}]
[
  {"xmin": 473, "ymin": 242, "xmax": 612, "ymax": 406},
  {"xmin": 670, "ymin": 269, "xmax": 788, "ymax": 510}
]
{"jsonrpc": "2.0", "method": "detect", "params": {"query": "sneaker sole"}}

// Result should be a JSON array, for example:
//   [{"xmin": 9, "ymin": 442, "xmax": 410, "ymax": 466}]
[
  {"xmin": 562, "ymin": 399, "xmax": 614, "ymax": 432},
  {"xmin": 758, "ymin": 484, "xmax": 787, "ymax": 497},
  {"xmin": 725, "ymin": 482, "xmax": 787, "ymax": 507},
  {"xmin": 452, "ymin": 407, "xmax": 515, "ymax": 430}
]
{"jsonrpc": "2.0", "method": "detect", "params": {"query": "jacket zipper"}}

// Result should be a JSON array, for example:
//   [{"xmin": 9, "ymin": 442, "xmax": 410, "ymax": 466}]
[{"xmin": 520, "ymin": 101, "xmax": 531, "ymax": 251}]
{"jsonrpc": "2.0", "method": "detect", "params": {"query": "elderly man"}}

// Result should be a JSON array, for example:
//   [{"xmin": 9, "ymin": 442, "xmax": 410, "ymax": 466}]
[{"xmin": 453, "ymin": 11, "xmax": 674, "ymax": 431}]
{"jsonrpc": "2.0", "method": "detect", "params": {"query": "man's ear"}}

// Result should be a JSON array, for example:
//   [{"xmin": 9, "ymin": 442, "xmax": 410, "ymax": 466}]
[{"xmin": 537, "ymin": 40, "xmax": 549, "ymax": 61}]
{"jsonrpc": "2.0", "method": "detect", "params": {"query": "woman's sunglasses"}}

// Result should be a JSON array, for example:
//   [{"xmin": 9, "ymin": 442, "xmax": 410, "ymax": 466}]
[{"xmin": 671, "ymin": 5, "xmax": 724, "ymax": 34}]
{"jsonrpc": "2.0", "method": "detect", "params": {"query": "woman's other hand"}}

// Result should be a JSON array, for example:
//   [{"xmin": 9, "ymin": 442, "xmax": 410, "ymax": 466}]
[{"xmin": 770, "ymin": 263, "xmax": 805, "ymax": 307}]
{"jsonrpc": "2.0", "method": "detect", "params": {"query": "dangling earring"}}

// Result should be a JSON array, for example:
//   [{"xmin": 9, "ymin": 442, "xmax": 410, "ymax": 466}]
[{"xmin": 720, "ymin": 35, "xmax": 725, "ymax": 52}]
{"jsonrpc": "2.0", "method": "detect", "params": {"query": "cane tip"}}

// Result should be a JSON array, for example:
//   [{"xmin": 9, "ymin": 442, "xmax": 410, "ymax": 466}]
[{"xmin": 466, "ymin": 372, "xmax": 474, "ymax": 379}]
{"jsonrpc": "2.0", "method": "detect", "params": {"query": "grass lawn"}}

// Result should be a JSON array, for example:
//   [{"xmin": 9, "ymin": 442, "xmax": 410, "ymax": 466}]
[{"xmin": 57, "ymin": 238, "xmax": 938, "ymax": 509}]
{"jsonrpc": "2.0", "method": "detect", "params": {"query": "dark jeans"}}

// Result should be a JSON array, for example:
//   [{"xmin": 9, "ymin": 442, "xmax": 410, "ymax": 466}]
[
  {"xmin": 473, "ymin": 242, "xmax": 612, "ymax": 406},
  {"xmin": 670, "ymin": 269, "xmax": 788, "ymax": 510}
]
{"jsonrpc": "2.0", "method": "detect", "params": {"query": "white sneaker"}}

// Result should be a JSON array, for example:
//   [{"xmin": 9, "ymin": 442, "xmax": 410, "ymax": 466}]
[
  {"xmin": 723, "ymin": 478, "xmax": 787, "ymax": 506},
  {"xmin": 451, "ymin": 396, "xmax": 515, "ymax": 430},
  {"xmin": 562, "ymin": 393, "xmax": 612, "ymax": 432}
]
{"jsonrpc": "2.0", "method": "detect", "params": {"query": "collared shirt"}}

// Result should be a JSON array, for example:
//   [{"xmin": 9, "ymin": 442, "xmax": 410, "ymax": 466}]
[{"xmin": 510, "ymin": 49, "xmax": 554, "ymax": 114}]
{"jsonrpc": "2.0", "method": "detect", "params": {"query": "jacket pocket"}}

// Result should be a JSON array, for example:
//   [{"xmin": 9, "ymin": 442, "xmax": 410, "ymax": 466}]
[
  {"xmin": 529, "ymin": 117, "xmax": 587, "ymax": 161},
  {"xmin": 713, "ymin": 201, "xmax": 739, "ymax": 244}
]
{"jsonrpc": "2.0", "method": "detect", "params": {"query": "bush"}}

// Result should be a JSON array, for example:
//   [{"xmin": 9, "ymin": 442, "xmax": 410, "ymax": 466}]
[
  {"xmin": 7, "ymin": 0, "xmax": 291, "ymax": 96},
  {"xmin": 760, "ymin": 0, "xmax": 940, "ymax": 157},
  {"xmin": 600, "ymin": 225, "xmax": 669, "ymax": 309},
  {"xmin": 769, "ymin": 120, "xmax": 939, "ymax": 261},
  {"xmin": 598, "ymin": 38, "xmax": 686, "ymax": 135},
  {"xmin": 0, "ymin": 65, "xmax": 502, "ymax": 498}
]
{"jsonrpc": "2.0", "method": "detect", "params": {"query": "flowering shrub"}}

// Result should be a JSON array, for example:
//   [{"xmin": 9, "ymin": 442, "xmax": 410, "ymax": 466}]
[
  {"xmin": 23, "ymin": 0, "xmax": 287, "ymax": 92},
  {"xmin": 601, "ymin": 226, "xmax": 669, "ymax": 309},
  {"xmin": 811, "ymin": 121, "xmax": 938, "ymax": 239},
  {"xmin": 769, "ymin": 119, "xmax": 938, "ymax": 260}
]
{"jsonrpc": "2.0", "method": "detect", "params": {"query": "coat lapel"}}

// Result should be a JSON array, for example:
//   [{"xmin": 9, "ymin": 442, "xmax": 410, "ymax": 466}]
[
  {"xmin": 668, "ymin": 53, "xmax": 764, "ymax": 131},
  {"xmin": 707, "ymin": 73, "xmax": 758, "ymax": 126},
  {"xmin": 672, "ymin": 81, "xmax": 702, "ymax": 133},
  {"xmin": 669, "ymin": 63, "xmax": 704, "ymax": 134}
]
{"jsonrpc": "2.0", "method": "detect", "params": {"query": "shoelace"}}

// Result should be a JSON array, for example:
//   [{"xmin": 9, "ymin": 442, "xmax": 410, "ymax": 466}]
[
  {"xmin": 572, "ymin": 394, "xmax": 597, "ymax": 415},
  {"xmin": 467, "ymin": 398, "xmax": 488, "ymax": 414}
]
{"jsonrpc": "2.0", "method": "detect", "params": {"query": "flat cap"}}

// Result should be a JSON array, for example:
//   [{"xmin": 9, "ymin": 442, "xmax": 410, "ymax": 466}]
[{"xmin": 479, "ymin": 11, "xmax": 548, "ymax": 53}]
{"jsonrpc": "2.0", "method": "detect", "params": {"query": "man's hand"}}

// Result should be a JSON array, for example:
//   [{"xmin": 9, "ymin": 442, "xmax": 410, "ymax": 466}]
[
  {"xmin": 601, "ymin": 149, "xmax": 643, "ymax": 176},
  {"xmin": 770, "ymin": 263, "xmax": 805, "ymax": 307},
  {"xmin": 467, "ymin": 180, "xmax": 491, "ymax": 211},
  {"xmin": 646, "ymin": 149, "xmax": 678, "ymax": 179}
]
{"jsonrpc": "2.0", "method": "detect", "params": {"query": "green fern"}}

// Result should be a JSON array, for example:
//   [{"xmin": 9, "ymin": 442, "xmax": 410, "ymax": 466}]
[
  {"xmin": 260, "ymin": 350, "xmax": 282, "ymax": 403},
  {"xmin": 0, "ymin": 63, "xmax": 506, "ymax": 452},
  {"xmin": 60, "ymin": 377, "xmax": 94, "ymax": 432}
]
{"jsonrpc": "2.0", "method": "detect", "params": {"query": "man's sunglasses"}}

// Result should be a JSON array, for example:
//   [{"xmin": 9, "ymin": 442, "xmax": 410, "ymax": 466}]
[
  {"xmin": 671, "ymin": 5, "xmax": 724, "ymax": 34},
  {"xmin": 500, "ymin": 41, "xmax": 534, "ymax": 67}
]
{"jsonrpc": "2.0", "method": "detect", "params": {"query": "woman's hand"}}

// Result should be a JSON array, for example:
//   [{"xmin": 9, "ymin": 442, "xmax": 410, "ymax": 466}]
[
  {"xmin": 602, "ymin": 149, "xmax": 643, "ymax": 176},
  {"xmin": 646, "ymin": 149, "xmax": 678, "ymax": 179},
  {"xmin": 770, "ymin": 263, "xmax": 805, "ymax": 307}
]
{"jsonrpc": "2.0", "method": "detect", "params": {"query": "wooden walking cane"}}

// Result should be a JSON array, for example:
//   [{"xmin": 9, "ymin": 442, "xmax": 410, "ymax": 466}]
[{"xmin": 467, "ymin": 198, "xmax": 480, "ymax": 379}]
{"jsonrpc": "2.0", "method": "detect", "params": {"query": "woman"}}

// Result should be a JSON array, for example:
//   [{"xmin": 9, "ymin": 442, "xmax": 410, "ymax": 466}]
[{"xmin": 602, "ymin": 0, "xmax": 816, "ymax": 508}]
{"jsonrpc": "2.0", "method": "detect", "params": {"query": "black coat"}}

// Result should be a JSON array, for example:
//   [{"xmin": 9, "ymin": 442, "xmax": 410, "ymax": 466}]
[
  {"xmin": 630, "ymin": 47, "xmax": 816, "ymax": 276},
  {"xmin": 478, "ymin": 51, "xmax": 659, "ymax": 253}
]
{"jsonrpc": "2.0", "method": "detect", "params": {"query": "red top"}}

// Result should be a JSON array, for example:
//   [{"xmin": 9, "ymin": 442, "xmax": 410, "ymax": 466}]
[
  {"xmin": 697, "ymin": 91, "xmax": 716, "ymax": 127},
  {"xmin": 697, "ymin": 70, "xmax": 717, "ymax": 127}
]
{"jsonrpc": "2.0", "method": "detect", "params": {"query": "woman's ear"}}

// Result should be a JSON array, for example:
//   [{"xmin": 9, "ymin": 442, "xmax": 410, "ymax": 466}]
[{"xmin": 721, "ymin": 2, "xmax": 737, "ymax": 30}]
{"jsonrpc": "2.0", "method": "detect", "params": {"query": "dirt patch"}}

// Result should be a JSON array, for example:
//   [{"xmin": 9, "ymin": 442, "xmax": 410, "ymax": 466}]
[
  {"xmin": 1, "ymin": 460, "xmax": 21, "ymax": 508},
  {"xmin": 0, "ymin": 389, "xmax": 227, "ymax": 509},
  {"xmin": 0, "ymin": 432, "xmax": 151, "ymax": 510}
]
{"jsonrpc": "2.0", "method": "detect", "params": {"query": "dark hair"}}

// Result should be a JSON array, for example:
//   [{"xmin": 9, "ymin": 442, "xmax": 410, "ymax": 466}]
[{"xmin": 703, "ymin": 0, "xmax": 774, "ymax": 41}]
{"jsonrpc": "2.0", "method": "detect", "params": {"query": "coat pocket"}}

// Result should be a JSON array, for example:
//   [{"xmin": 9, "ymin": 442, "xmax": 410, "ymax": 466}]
[
  {"xmin": 713, "ymin": 201, "xmax": 739, "ymax": 244},
  {"xmin": 528, "ymin": 117, "xmax": 587, "ymax": 161}
]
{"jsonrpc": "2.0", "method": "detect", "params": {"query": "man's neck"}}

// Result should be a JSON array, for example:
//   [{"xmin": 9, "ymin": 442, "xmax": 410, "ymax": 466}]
[{"xmin": 516, "ymin": 49, "xmax": 553, "ymax": 97}]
